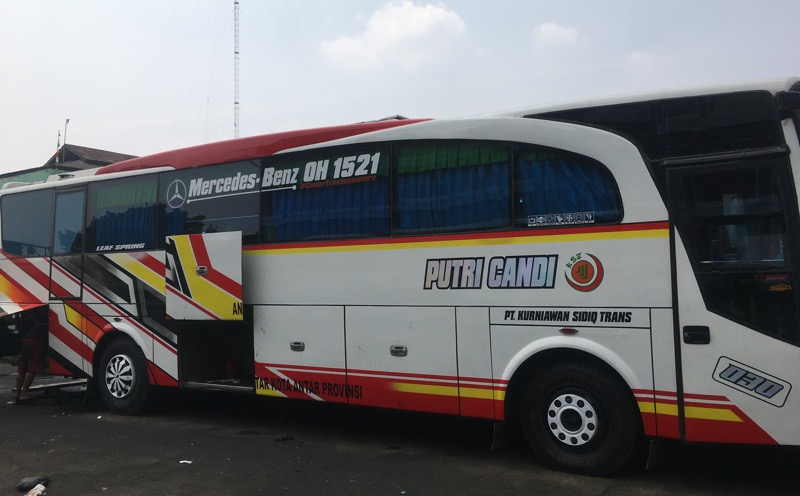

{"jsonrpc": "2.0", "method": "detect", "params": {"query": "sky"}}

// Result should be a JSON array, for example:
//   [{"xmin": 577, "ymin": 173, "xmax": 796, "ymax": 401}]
[{"xmin": 1, "ymin": 0, "xmax": 799, "ymax": 173}]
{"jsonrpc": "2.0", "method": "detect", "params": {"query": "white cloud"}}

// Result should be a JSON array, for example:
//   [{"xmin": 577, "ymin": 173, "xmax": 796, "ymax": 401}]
[
  {"xmin": 534, "ymin": 22, "xmax": 578, "ymax": 44},
  {"xmin": 321, "ymin": 1, "xmax": 466, "ymax": 71}
]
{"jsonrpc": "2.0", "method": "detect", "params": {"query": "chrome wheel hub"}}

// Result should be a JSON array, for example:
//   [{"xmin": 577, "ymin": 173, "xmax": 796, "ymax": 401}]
[
  {"xmin": 547, "ymin": 392, "xmax": 598, "ymax": 446},
  {"xmin": 105, "ymin": 354, "xmax": 135, "ymax": 399}
]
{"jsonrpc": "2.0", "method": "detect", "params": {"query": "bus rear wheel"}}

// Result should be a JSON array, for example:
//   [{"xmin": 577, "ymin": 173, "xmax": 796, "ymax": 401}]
[
  {"xmin": 519, "ymin": 362, "xmax": 640, "ymax": 476},
  {"xmin": 98, "ymin": 338, "xmax": 151, "ymax": 415}
]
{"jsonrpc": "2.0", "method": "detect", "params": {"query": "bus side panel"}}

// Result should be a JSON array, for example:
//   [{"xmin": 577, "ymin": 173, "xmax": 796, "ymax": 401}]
[
  {"xmin": 254, "ymin": 305, "xmax": 347, "ymax": 403},
  {"xmin": 484, "ymin": 229, "xmax": 670, "ymax": 429},
  {"xmin": 166, "ymin": 233, "xmax": 243, "ymax": 321},
  {"xmin": 490, "ymin": 316, "xmax": 655, "ymax": 412},
  {"xmin": 674, "ymin": 234, "xmax": 796, "ymax": 445},
  {"xmin": 245, "ymin": 223, "xmax": 671, "ymax": 422},
  {"xmin": 0, "ymin": 254, "xmax": 50, "ymax": 313},
  {"xmin": 47, "ymin": 301, "xmax": 91, "ymax": 376},
  {"xmin": 0, "ymin": 255, "xmax": 91, "ymax": 378},
  {"xmin": 77, "ymin": 251, "xmax": 178, "ymax": 386},
  {"xmin": 104, "ymin": 251, "xmax": 179, "ymax": 385},
  {"xmin": 345, "ymin": 306, "xmax": 459, "ymax": 415},
  {"xmin": 455, "ymin": 307, "xmax": 497, "ymax": 418},
  {"xmin": 647, "ymin": 308, "xmax": 680, "ymax": 439}
]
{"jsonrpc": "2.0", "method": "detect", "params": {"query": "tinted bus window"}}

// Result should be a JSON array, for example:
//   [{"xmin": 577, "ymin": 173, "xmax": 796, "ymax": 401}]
[
  {"xmin": 86, "ymin": 176, "xmax": 157, "ymax": 252},
  {"xmin": 532, "ymin": 91, "xmax": 781, "ymax": 161},
  {"xmin": 161, "ymin": 161, "xmax": 260, "ymax": 244},
  {"xmin": 1, "ymin": 189, "xmax": 53, "ymax": 257},
  {"xmin": 514, "ymin": 149, "xmax": 621, "ymax": 228},
  {"xmin": 53, "ymin": 190, "xmax": 86, "ymax": 255},
  {"xmin": 261, "ymin": 145, "xmax": 390, "ymax": 242},
  {"xmin": 671, "ymin": 159, "xmax": 798, "ymax": 344},
  {"xmin": 393, "ymin": 141, "xmax": 510, "ymax": 233}
]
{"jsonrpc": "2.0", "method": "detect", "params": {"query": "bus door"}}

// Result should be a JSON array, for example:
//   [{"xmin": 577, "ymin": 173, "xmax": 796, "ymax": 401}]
[
  {"xmin": 49, "ymin": 187, "xmax": 92, "ymax": 374},
  {"xmin": 669, "ymin": 157, "xmax": 800, "ymax": 446},
  {"xmin": 165, "ymin": 231, "xmax": 243, "ymax": 321}
]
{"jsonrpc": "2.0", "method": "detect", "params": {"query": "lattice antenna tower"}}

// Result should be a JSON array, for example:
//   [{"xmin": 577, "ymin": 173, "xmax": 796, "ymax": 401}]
[{"xmin": 234, "ymin": 0, "xmax": 240, "ymax": 138}]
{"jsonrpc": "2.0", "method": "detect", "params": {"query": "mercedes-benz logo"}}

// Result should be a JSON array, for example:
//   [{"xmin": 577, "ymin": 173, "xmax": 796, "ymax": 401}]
[{"xmin": 167, "ymin": 179, "xmax": 187, "ymax": 209}]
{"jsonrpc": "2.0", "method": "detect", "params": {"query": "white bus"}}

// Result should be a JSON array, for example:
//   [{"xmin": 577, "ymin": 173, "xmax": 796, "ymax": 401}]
[{"xmin": 1, "ymin": 78, "xmax": 799, "ymax": 475}]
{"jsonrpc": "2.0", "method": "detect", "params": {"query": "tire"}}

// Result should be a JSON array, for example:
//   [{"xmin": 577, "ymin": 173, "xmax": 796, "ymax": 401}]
[
  {"xmin": 98, "ymin": 338, "xmax": 152, "ymax": 415},
  {"xmin": 519, "ymin": 362, "xmax": 641, "ymax": 476}
]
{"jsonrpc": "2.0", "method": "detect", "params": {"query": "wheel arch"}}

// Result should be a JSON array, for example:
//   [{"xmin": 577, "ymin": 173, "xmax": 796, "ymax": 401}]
[
  {"xmin": 502, "ymin": 338, "xmax": 642, "ymax": 426},
  {"xmin": 93, "ymin": 325, "xmax": 149, "ymax": 379}
]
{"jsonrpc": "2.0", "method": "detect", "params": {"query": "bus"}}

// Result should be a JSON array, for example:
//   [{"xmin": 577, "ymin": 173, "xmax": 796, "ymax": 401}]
[{"xmin": 1, "ymin": 77, "xmax": 799, "ymax": 475}]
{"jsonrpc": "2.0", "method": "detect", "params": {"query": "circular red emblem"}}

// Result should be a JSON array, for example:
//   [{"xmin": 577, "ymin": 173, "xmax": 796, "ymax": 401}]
[{"xmin": 565, "ymin": 253, "xmax": 604, "ymax": 292}]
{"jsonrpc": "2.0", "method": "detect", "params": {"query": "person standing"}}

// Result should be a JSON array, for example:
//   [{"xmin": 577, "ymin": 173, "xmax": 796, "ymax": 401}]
[{"xmin": 15, "ymin": 307, "xmax": 47, "ymax": 404}]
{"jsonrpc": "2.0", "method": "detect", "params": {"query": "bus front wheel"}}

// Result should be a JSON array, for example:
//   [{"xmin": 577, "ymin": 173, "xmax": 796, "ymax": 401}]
[
  {"xmin": 98, "ymin": 338, "xmax": 151, "ymax": 415},
  {"xmin": 519, "ymin": 362, "xmax": 640, "ymax": 476}
]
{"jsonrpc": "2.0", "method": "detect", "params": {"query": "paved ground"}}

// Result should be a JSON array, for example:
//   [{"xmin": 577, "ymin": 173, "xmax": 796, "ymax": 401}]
[{"xmin": 1, "ymin": 359, "xmax": 799, "ymax": 495}]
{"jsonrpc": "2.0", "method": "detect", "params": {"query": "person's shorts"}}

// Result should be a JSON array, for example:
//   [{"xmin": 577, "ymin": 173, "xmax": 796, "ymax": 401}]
[{"xmin": 18, "ymin": 338, "xmax": 45, "ymax": 374}]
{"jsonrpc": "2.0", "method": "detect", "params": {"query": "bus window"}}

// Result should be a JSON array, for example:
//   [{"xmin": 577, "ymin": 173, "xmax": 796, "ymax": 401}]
[
  {"xmin": 532, "ymin": 91, "xmax": 782, "ymax": 162},
  {"xmin": 53, "ymin": 190, "xmax": 86, "ymax": 255},
  {"xmin": 86, "ymin": 176, "xmax": 157, "ymax": 253},
  {"xmin": 1, "ymin": 189, "xmax": 53, "ymax": 257},
  {"xmin": 514, "ymin": 149, "xmax": 621, "ymax": 228},
  {"xmin": 393, "ymin": 141, "xmax": 510, "ymax": 233},
  {"xmin": 161, "ymin": 161, "xmax": 260, "ymax": 245},
  {"xmin": 261, "ymin": 145, "xmax": 390, "ymax": 242},
  {"xmin": 671, "ymin": 159, "xmax": 799, "ymax": 344}
]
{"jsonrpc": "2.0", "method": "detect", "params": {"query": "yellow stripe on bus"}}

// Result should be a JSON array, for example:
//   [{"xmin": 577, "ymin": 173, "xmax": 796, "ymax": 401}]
[
  {"xmin": 391, "ymin": 382, "xmax": 460, "ymax": 397},
  {"xmin": 256, "ymin": 386, "xmax": 287, "ymax": 397},
  {"xmin": 392, "ymin": 382, "xmax": 506, "ymax": 402},
  {"xmin": 63, "ymin": 303, "xmax": 105, "ymax": 343},
  {"xmin": 172, "ymin": 236, "xmax": 242, "ymax": 320},
  {"xmin": 106, "ymin": 253, "xmax": 166, "ymax": 295},
  {"xmin": 638, "ymin": 401, "xmax": 742, "ymax": 423},
  {"xmin": 638, "ymin": 401, "xmax": 678, "ymax": 416},
  {"xmin": 64, "ymin": 303, "xmax": 83, "ymax": 331},
  {"xmin": 685, "ymin": 405, "xmax": 742, "ymax": 422},
  {"xmin": 246, "ymin": 228, "xmax": 669, "ymax": 257}
]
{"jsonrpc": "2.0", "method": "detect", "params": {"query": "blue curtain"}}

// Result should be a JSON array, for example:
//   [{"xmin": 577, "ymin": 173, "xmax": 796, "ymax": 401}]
[
  {"xmin": 94, "ymin": 205, "xmax": 157, "ymax": 248},
  {"xmin": 163, "ymin": 209, "xmax": 184, "ymax": 237},
  {"xmin": 267, "ymin": 177, "xmax": 390, "ymax": 242},
  {"xmin": 516, "ymin": 152, "xmax": 620, "ymax": 223},
  {"xmin": 395, "ymin": 143, "xmax": 510, "ymax": 232},
  {"xmin": 260, "ymin": 145, "xmax": 618, "ymax": 242}
]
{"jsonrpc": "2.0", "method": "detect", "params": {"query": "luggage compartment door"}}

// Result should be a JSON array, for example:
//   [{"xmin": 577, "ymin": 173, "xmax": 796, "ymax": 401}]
[{"xmin": 165, "ymin": 232, "xmax": 243, "ymax": 321}]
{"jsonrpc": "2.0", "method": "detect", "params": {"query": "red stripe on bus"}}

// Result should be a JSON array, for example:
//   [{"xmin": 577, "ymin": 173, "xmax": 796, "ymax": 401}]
[
  {"xmin": 245, "ymin": 221, "xmax": 671, "ymax": 252},
  {"xmin": 257, "ymin": 363, "xmax": 505, "ymax": 419},
  {"xmin": 49, "ymin": 262, "xmax": 83, "ymax": 298},
  {"xmin": 0, "ymin": 266, "xmax": 42, "ymax": 303},
  {"xmin": 632, "ymin": 388, "xmax": 674, "ymax": 396},
  {"xmin": 147, "ymin": 361, "xmax": 179, "ymax": 387},
  {"xmin": 5, "ymin": 255, "xmax": 51, "ymax": 288},
  {"xmin": 50, "ymin": 318, "xmax": 93, "ymax": 362},
  {"xmin": 166, "ymin": 285, "xmax": 220, "ymax": 320},
  {"xmin": 346, "ymin": 367, "xmax": 461, "ymax": 383},
  {"xmin": 77, "ymin": 279, "xmax": 178, "ymax": 355},
  {"xmin": 97, "ymin": 119, "xmax": 429, "ymax": 174},
  {"xmin": 684, "ymin": 404, "xmax": 777, "ymax": 445},
  {"xmin": 187, "ymin": 235, "xmax": 241, "ymax": 297},
  {"xmin": 48, "ymin": 358, "xmax": 74, "ymax": 377},
  {"xmin": 683, "ymin": 392, "xmax": 732, "ymax": 402},
  {"xmin": 259, "ymin": 363, "xmax": 507, "ymax": 391},
  {"xmin": 128, "ymin": 252, "xmax": 165, "ymax": 275}
]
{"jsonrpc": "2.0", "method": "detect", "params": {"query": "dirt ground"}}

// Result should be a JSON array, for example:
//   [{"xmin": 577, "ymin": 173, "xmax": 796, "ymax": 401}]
[{"xmin": 1, "ymin": 360, "xmax": 799, "ymax": 495}]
